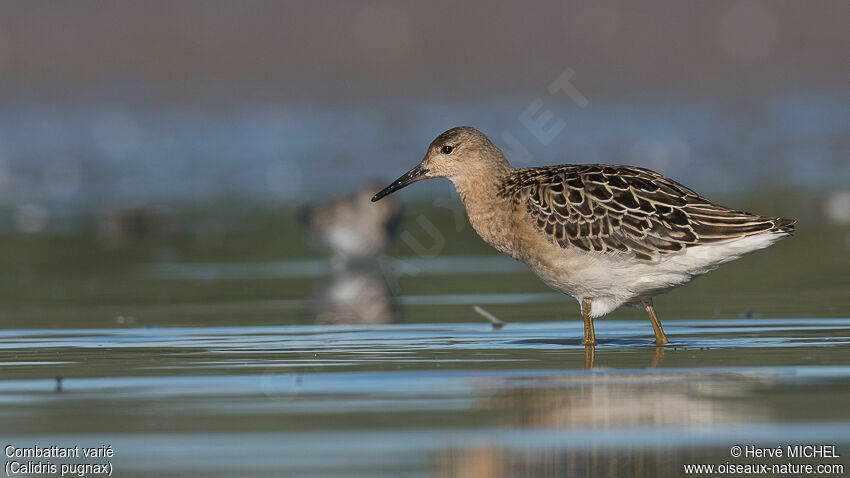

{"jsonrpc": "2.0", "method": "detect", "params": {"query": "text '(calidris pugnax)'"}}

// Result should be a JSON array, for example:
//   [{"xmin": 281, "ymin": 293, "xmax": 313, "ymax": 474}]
[{"xmin": 372, "ymin": 127, "xmax": 795, "ymax": 346}]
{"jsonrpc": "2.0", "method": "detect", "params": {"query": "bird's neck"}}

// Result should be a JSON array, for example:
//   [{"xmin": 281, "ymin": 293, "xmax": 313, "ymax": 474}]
[
  {"xmin": 450, "ymin": 150, "xmax": 514, "ymax": 202},
  {"xmin": 451, "ymin": 166, "xmax": 517, "ymax": 256},
  {"xmin": 452, "ymin": 170, "xmax": 509, "ymax": 205}
]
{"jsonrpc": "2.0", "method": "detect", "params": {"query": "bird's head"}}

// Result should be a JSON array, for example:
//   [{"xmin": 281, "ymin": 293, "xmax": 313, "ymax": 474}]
[{"xmin": 372, "ymin": 126, "xmax": 510, "ymax": 202}]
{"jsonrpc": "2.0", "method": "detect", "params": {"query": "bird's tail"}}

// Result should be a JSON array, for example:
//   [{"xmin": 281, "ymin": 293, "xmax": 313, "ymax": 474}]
[
  {"xmin": 686, "ymin": 202, "xmax": 796, "ymax": 241},
  {"xmin": 768, "ymin": 217, "xmax": 796, "ymax": 235}
]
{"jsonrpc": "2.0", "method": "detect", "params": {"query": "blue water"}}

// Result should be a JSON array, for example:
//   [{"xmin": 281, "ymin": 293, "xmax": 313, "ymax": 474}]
[{"xmin": 1, "ymin": 319, "xmax": 849, "ymax": 477}]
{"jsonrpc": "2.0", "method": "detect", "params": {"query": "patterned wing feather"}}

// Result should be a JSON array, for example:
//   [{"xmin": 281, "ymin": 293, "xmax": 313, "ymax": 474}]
[{"xmin": 500, "ymin": 165, "xmax": 795, "ymax": 262}]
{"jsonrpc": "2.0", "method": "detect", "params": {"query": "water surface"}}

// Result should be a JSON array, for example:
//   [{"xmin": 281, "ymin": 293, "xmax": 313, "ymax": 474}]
[{"xmin": 2, "ymin": 318, "xmax": 849, "ymax": 477}]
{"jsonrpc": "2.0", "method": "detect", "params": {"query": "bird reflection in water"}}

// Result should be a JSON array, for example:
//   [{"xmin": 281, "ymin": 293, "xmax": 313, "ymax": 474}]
[
  {"xmin": 300, "ymin": 182, "xmax": 400, "ymax": 324},
  {"xmin": 584, "ymin": 344, "xmax": 666, "ymax": 369},
  {"xmin": 434, "ymin": 360, "xmax": 766, "ymax": 477}
]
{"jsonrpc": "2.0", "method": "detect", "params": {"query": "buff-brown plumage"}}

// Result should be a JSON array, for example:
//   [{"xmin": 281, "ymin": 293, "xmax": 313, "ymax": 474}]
[{"xmin": 499, "ymin": 164, "xmax": 795, "ymax": 262}]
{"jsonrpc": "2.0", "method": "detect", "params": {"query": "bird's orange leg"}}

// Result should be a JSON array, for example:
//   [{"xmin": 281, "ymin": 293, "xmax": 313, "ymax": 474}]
[
  {"xmin": 581, "ymin": 298, "xmax": 597, "ymax": 346},
  {"xmin": 642, "ymin": 299, "xmax": 670, "ymax": 345}
]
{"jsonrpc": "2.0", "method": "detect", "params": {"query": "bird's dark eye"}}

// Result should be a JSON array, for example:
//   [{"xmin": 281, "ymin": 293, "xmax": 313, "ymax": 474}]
[{"xmin": 441, "ymin": 145, "xmax": 453, "ymax": 154}]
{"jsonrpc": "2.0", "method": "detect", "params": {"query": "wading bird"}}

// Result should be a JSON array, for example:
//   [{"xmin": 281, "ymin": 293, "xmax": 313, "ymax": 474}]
[{"xmin": 372, "ymin": 127, "xmax": 794, "ymax": 346}]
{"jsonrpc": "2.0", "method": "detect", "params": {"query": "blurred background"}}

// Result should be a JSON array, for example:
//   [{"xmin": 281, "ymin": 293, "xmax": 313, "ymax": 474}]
[
  {"xmin": 2, "ymin": 2, "xmax": 850, "ymax": 477},
  {"xmin": 0, "ymin": 0, "xmax": 847, "ymax": 326}
]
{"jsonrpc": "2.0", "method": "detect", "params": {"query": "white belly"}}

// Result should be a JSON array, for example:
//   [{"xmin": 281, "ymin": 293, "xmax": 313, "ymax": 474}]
[{"xmin": 526, "ymin": 232, "xmax": 789, "ymax": 317}]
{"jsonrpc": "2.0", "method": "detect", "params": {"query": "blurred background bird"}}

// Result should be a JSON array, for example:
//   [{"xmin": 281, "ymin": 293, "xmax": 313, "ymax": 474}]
[
  {"xmin": 300, "ymin": 181, "xmax": 400, "ymax": 268},
  {"xmin": 300, "ymin": 182, "xmax": 401, "ymax": 324}
]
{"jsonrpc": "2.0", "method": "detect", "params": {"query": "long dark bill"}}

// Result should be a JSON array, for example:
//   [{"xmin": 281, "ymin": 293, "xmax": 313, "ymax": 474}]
[{"xmin": 371, "ymin": 164, "xmax": 429, "ymax": 202}]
